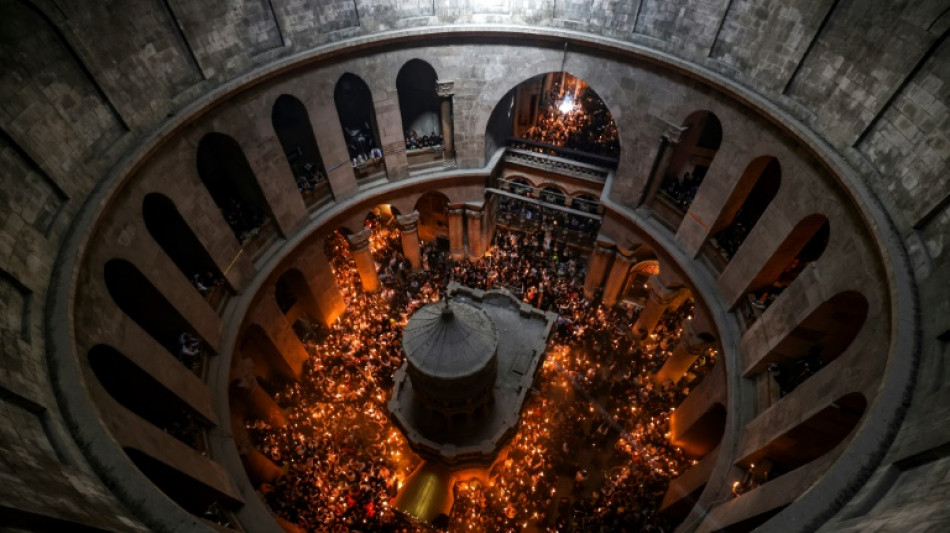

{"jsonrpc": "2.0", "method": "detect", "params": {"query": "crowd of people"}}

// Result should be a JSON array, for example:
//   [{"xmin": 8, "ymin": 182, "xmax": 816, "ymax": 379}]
[
  {"xmin": 247, "ymin": 209, "xmax": 716, "ymax": 531},
  {"xmin": 405, "ymin": 130, "xmax": 443, "ymax": 151},
  {"xmin": 494, "ymin": 195, "xmax": 600, "ymax": 248},
  {"xmin": 220, "ymin": 197, "xmax": 269, "ymax": 243},
  {"xmin": 521, "ymin": 81, "xmax": 620, "ymax": 159},
  {"xmin": 658, "ymin": 172, "xmax": 703, "ymax": 212}
]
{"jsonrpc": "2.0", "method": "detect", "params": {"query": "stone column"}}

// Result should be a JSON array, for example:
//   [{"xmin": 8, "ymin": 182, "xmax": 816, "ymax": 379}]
[
  {"xmin": 397, "ymin": 211, "xmax": 422, "ymax": 271},
  {"xmin": 584, "ymin": 239, "xmax": 615, "ymax": 299},
  {"xmin": 234, "ymin": 362, "xmax": 288, "ymax": 428},
  {"xmin": 602, "ymin": 249, "xmax": 636, "ymax": 307},
  {"xmin": 655, "ymin": 322, "xmax": 717, "ymax": 385},
  {"xmin": 346, "ymin": 229, "xmax": 379, "ymax": 292},
  {"xmin": 447, "ymin": 206, "xmax": 466, "ymax": 259},
  {"xmin": 466, "ymin": 204, "xmax": 486, "ymax": 258},
  {"xmin": 437, "ymin": 80, "xmax": 456, "ymax": 168},
  {"xmin": 632, "ymin": 275, "xmax": 690, "ymax": 337},
  {"xmin": 241, "ymin": 448, "xmax": 285, "ymax": 486},
  {"xmin": 639, "ymin": 122, "xmax": 687, "ymax": 211},
  {"xmin": 373, "ymin": 91, "xmax": 410, "ymax": 180}
]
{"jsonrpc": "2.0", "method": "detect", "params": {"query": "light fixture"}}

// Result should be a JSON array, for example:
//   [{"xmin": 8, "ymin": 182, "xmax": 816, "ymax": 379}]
[{"xmin": 558, "ymin": 96, "xmax": 574, "ymax": 114}]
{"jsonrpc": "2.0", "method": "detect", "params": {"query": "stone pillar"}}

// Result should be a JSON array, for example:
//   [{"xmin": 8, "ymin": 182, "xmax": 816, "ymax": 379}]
[
  {"xmin": 241, "ymin": 448, "xmax": 285, "ymax": 486},
  {"xmin": 346, "ymin": 229, "xmax": 379, "ymax": 292},
  {"xmin": 373, "ymin": 91, "xmax": 410, "ymax": 180},
  {"xmin": 397, "ymin": 211, "xmax": 422, "ymax": 271},
  {"xmin": 639, "ymin": 123, "xmax": 687, "ymax": 210},
  {"xmin": 655, "ymin": 322, "xmax": 717, "ymax": 385},
  {"xmin": 447, "ymin": 206, "xmax": 466, "ymax": 259},
  {"xmin": 466, "ymin": 204, "xmax": 486, "ymax": 258},
  {"xmin": 602, "ymin": 249, "xmax": 636, "ymax": 307},
  {"xmin": 437, "ymin": 80, "xmax": 456, "ymax": 168},
  {"xmin": 234, "ymin": 362, "xmax": 288, "ymax": 428},
  {"xmin": 584, "ymin": 239, "xmax": 615, "ymax": 299},
  {"xmin": 633, "ymin": 275, "xmax": 690, "ymax": 337}
]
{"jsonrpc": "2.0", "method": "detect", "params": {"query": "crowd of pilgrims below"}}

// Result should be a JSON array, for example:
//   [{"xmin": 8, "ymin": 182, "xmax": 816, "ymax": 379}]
[{"xmin": 247, "ymin": 220, "xmax": 715, "ymax": 532}]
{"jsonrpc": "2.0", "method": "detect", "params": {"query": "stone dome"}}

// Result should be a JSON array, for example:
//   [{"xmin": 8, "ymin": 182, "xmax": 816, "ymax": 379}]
[{"xmin": 403, "ymin": 300, "xmax": 498, "ymax": 409}]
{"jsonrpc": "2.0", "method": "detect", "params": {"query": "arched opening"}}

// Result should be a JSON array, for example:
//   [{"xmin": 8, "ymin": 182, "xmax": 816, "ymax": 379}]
[
  {"xmin": 757, "ymin": 291, "xmax": 869, "ymax": 393},
  {"xmin": 239, "ymin": 324, "xmax": 297, "ymax": 393},
  {"xmin": 196, "ymin": 132, "xmax": 273, "ymax": 244},
  {"xmin": 572, "ymin": 193, "xmax": 600, "ymax": 214},
  {"xmin": 740, "ymin": 215, "xmax": 830, "ymax": 324},
  {"xmin": 103, "ymin": 259, "xmax": 210, "ymax": 375},
  {"xmin": 124, "ymin": 447, "xmax": 240, "ymax": 519},
  {"xmin": 88, "ymin": 344, "xmax": 207, "ymax": 450},
  {"xmin": 334, "ymin": 73, "xmax": 383, "ymax": 182},
  {"xmin": 397, "ymin": 59, "xmax": 443, "ymax": 171},
  {"xmin": 670, "ymin": 402, "xmax": 727, "ymax": 459},
  {"xmin": 655, "ymin": 111, "xmax": 723, "ymax": 226},
  {"xmin": 706, "ymin": 157, "xmax": 782, "ymax": 268},
  {"xmin": 274, "ymin": 268, "xmax": 327, "ymax": 346},
  {"xmin": 540, "ymin": 185, "xmax": 567, "ymax": 206},
  {"xmin": 622, "ymin": 258, "xmax": 660, "ymax": 305},
  {"xmin": 271, "ymin": 94, "xmax": 331, "ymax": 208},
  {"xmin": 734, "ymin": 392, "xmax": 867, "ymax": 490},
  {"xmin": 487, "ymin": 72, "xmax": 620, "ymax": 167},
  {"xmin": 414, "ymin": 191, "xmax": 449, "ymax": 244},
  {"xmin": 142, "ymin": 193, "xmax": 231, "ymax": 311}
]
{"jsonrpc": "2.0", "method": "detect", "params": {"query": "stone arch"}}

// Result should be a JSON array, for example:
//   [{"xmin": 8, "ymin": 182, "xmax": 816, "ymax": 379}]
[
  {"xmin": 707, "ymin": 156, "xmax": 782, "ymax": 264},
  {"xmin": 751, "ymin": 291, "xmax": 869, "ymax": 381},
  {"xmin": 196, "ymin": 132, "xmax": 273, "ymax": 243},
  {"xmin": 539, "ymin": 184, "xmax": 568, "ymax": 205},
  {"xmin": 742, "ymin": 214, "xmax": 830, "ymax": 313},
  {"xmin": 271, "ymin": 94, "xmax": 331, "ymax": 207},
  {"xmin": 88, "ymin": 344, "xmax": 207, "ymax": 449},
  {"xmin": 735, "ymin": 392, "xmax": 867, "ymax": 488},
  {"xmin": 334, "ymin": 72, "xmax": 381, "ymax": 161},
  {"xmin": 123, "ymin": 447, "xmax": 240, "ymax": 516},
  {"xmin": 103, "ymin": 259, "xmax": 211, "ymax": 371},
  {"xmin": 484, "ymin": 71, "xmax": 621, "ymax": 164},
  {"xmin": 142, "ymin": 193, "xmax": 232, "ymax": 302},
  {"xmin": 238, "ymin": 324, "xmax": 296, "ymax": 391},
  {"xmin": 397, "ymin": 59, "xmax": 441, "ymax": 140},
  {"xmin": 623, "ymin": 258, "xmax": 660, "ymax": 303},
  {"xmin": 656, "ymin": 110, "xmax": 723, "ymax": 216},
  {"xmin": 414, "ymin": 191, "xmax": 449, "ymax": 243}
]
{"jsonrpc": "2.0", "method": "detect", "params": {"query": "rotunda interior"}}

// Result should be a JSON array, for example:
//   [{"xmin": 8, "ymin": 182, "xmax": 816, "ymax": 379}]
[{"xmin": 1, "ymin": 1, "xmax": 949, "ymax": 532}]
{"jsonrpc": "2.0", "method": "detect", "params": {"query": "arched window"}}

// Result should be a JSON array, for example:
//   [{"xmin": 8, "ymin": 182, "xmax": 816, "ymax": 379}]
[
  {"xmin": 334, "ymin": 73, "xmax": 383, "ymax": 182},
  {"xmin": 735, "ymin": 392, "xmax": 866, "ymax": 489},
  {"xmin": 414, "ymin": 191, "xmax": 449, "ymax": 243},
  {"xmin": 124, "ymin": 447, "xmax": 239, "ymax": 517},
  {"xmin": 142, "ymin": 193, "xmax": 231, "ymax": 308},
  {"xmin": 103, "ymin": 259, "xmax": 210, "ymax": 375},
  {"xmin": 623, "ymin": 259, "xmax": 660, "ymax": 304},
  {"xmin": 707, "ymin": 157, "xmax": 781, "ymax": 266},
  {"xmin": 239, "ymin": 324, "xmax": 297, "ymax": 392},
  {"xmin": 272, "ymin": 94, "xmax": 331, "ymax": 208},
  {"xmin": 573, "ymin": 193, "xmax": 600, "ymax": 214},
  {"xmin": 741, "ymin": 215, "xmax": 830, "ymax": 322},
  {"xmin": 89, "ymin": 344, "xmax": 206, "ymax": 450},
  {"xmin": 397, "ymin": 59, "xmax": 442, "ymax": 171},
  {"xmin": 540, "ymin": 186, "xmax": 567, "ymax": 206},
  {"xmin": 656, "ymin": 111, "xmax": 723, "ymax": 221},
  {"xmin": 196, "ymin": 132, "xmax": 273, "ymax": 243},
  {"xmin": 756, "ymin": 291, "xmax": 868, "ymax": 392},
  {"xmin": 486, "ymin": 72, "xmax": 620, "ymax": 165}
]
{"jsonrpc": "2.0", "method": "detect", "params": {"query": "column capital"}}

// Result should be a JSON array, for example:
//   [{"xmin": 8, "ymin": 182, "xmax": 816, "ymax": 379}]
[
  {"xmin": 646, "ymin": 274, "xmax": 689, "ymax": 305},
  {"xmin": 436, "ymin": 79, "xmax": 455, "ymax": 98},
  {"xmin": 346, "ymin": 228, "xmax": 372, "ymax": 252},
  {"xmin": 661, "ymin": 120, "xmax": 688, "ymax": 144},
  {"xmin": 447, "ymin": 206, "xmax": 465, "ymax": 217},
  {"xmin": 396, "ymin": 211, "xmax": 420, "ymax": 233}
]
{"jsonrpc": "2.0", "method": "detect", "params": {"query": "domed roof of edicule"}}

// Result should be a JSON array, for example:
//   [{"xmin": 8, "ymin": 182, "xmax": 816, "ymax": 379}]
[{"xmin": 402, "ymin": 299, "xmax": 498, "ymax": 380}]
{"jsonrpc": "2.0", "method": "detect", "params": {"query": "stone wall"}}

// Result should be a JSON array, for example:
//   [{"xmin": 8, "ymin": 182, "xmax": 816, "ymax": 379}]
[{"xmin": 0, "ymin": 1, "xmax": 946, "ymax": 531}]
